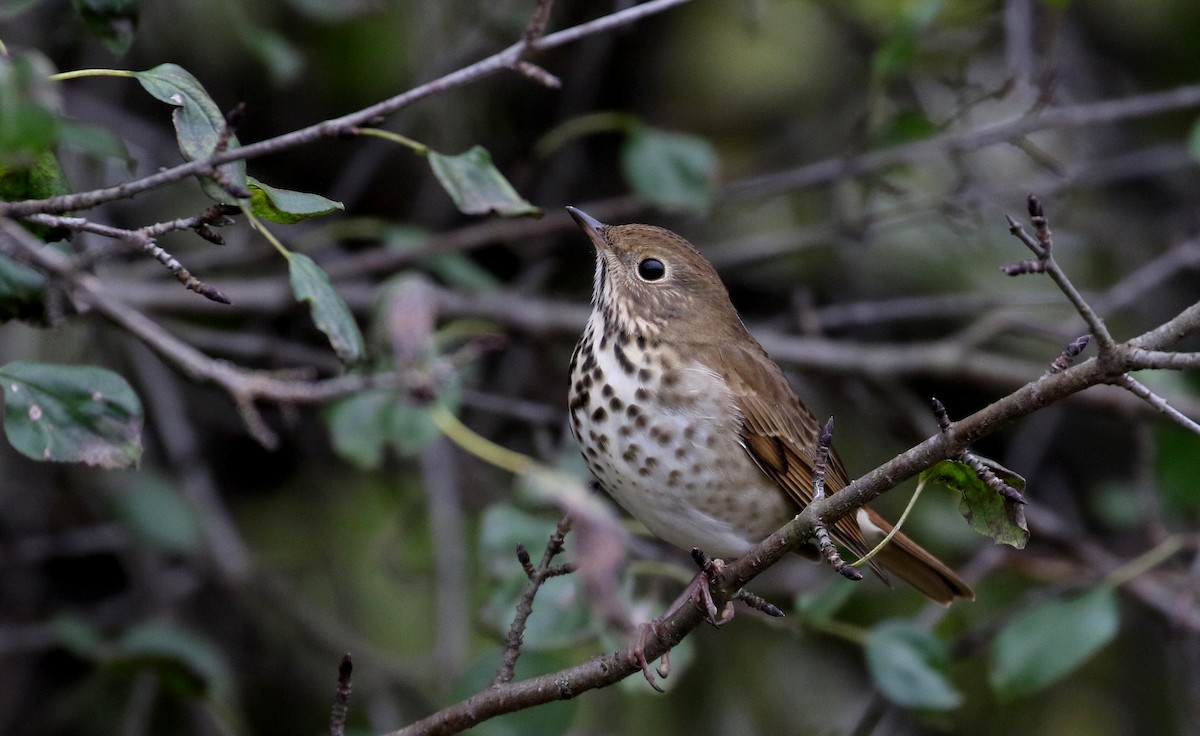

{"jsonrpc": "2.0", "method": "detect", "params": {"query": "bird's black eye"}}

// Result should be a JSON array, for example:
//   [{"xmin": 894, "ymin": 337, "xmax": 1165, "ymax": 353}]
[{"xmin": 637, "ymin": 258, "xmax": 666, "ymax": 281}]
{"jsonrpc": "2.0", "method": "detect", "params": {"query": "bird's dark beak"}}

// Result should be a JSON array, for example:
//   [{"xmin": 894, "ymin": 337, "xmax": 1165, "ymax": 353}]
[{"xmin": 566, "ymin": 206, "xmax": 608, "ymax": 252}]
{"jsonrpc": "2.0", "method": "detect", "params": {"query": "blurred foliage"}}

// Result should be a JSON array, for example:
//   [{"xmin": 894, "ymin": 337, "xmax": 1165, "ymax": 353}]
[{"xmin": 1, "ymin": 1, "xmax": 1200, "ymax": 735}]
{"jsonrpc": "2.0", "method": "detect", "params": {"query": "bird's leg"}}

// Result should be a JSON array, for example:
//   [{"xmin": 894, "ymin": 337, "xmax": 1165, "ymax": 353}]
[
  {"xmin": 627, "ymin": 547, "xmax": 736, "ymax": 690},
  {"xmin": 809, "ymin": 418, "xmax": 864, "ymax": 582},
  {"xmin": 689, "ymin": 547, "xmax": 735, "ymax": 626}
]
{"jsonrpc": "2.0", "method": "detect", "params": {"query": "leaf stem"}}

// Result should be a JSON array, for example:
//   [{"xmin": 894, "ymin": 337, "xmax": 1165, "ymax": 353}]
[
  {"xmin": 49, "ymin": 68, "xmax": 138, "ymax": 82},
  {"xmin": 355, "ymin": 128, "xmax": 429, "ymax": 155},
  {"xmin": 429, "ymin": 404, "xmax": 534, "ymax": 475},
  {"xmin": 851, "ymin": 477, "xmax": 928, "ymax": 567},
  {"xmin": 1104, "ymin": 534, "xmax": 1187, "ymax": 589},
  {"xmin": 240, "ymin": 205, "xmax": 292, "ymax": 258}
]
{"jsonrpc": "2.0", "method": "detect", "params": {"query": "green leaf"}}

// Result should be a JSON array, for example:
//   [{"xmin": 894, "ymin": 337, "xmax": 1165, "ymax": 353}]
[
  {"xmin": 108, "ymin": 473, "xmax": 202, "ymax": 555},
  {"xmin": 0, "ymin": 361, "xmax": 143, "ymax": 468},
  {"xmin": 923, "ymin": 458, "xmax": 1029, "ymax": 548},
  {"xmin": 990, "ymin": 586, "xmax": 1119, "ymax": 700},
  {"xmin": 287, "ymin": 252, "xmax": 366, "ymax": 364},
  {"xmin": 427, "ymin": 145, "xmax": 542, "ymax": 217},
  {"xmin": 116, "ymin": 622, "xmax": 231, "ymax": 699},
  {"xmin": 1187, "ymin": 117, "xmax": 1200, "ymax": 162},
  {"xmin": 866, "ymin": 620, "xmax": 962, "ymax": 710},
  {"xmin": 325, "ymin": 389, "xmax": 393, "ymax": 469},
  {"xmin": 620, "ymin": 125, "xmax": 718, "ymax": 214},
  {"xmin": 0, "ymin": 254, "xmax": 47, "ymax": 323},
  {"xmin": 1156, "ymin": 423, "xmax": 1200, "ymax": 514},
  {"xmin": 72, "ymin": 0, "xmax": 141, "ymax": 56},
  {"xmin": 133, "ymin": 63, "xmax": 246, "ymax": 201},
  {"xmin": 246, "ymin": 175, "xmax": 343, "ymax": 224},
  {"xmin": 795, "ymin": 578, "xmax": 857, "ymax": 624},
  {"xmin": 0, "ymin": 52, "xmax": 62, "ymax": 167}
]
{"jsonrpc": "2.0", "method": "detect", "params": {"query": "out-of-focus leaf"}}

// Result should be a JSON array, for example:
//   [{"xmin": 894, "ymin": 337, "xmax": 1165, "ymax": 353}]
[
  {"xmin": 325, "ymin": 390, "xmax": 393, "ymax": 470},
  {"xmin": 287, "ymin": 252, "xmax": 366, "ymax": 364},
  {"xmin": 108, "ymin": 473, "xmax": 202, "ymax": 555},
  {"xmin": 0, "ymin": 52, "xmax": 61, "ymax": 167},
  {"xmin": 0, "ymin": 253, "xmax": 47, "ymax": 323},
  {"xmin": 247, "ymin": 175, "xmax": 343, "ymax": 224},
  {"xmin": 0, "ymin": 361, "xmax": 143, "ymax": 468},
  {"xmin": 795, "ymin": 578, "xmax": 857, "ymax": 624},
  {"xmin": 325, "ymin": 384, "xmax": 459, "ymax": 466},
  {"xmin": 871, "ymin": 0, "xmax": 944, "ymax": 79},
  {"xmin": 116, "ymin": 622, "xmax": 231, "ymax": 699},
  {"xmin": 866, "ymin": 620, "xmax": 962, "ymax": 710},
  {"xmin": 923, "ymin": 458, "xmax": 1029, "ymax": 548},
  {"xmin": 990, "ymin": 586, "xmax": 1119, "ymax": 700},
  {"xmin": 1189, "ymin": 117, "xmax": 1200, "ymax": 163},
  {"xmin": 72, "ymin": 0, "xmax": 141, "ymax": 56},
  {"xmin": 874, "ymin": 110, "xmax": 938, "ymax": 148},
  {"xmin": 58, "ymin": 118, "xmax": 132, "ymax": 167},
  {"xmin": 0, "ymin": 150, "xmax": 72, "ymax": 240},
  {"xmin": 133, "ymin": 63, "xmax": 246, "ymax": 201},
  {"xmin": 620, "ymin": 125, "xmax": 717, "ymax": 214},
  {"xmin": 452, "ymin": 651, "xmax": 576, "ymax": 736},
  {"xmin": 427, "ymin": 145, "xmax": 542, "ymax": 217},
  {"xmin": 1156, "ymin": 423, "xmax": 1200, "ymax": 514}
]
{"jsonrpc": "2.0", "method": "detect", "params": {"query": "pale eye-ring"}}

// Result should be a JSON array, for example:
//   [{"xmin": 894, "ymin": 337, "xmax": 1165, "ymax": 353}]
[{"xmin": 637, "ymin": 258, "xmax": 666, "ymax": 281}]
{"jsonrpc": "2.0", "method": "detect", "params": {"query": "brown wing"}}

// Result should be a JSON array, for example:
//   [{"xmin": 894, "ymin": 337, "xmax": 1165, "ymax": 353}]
[
  {"xmin": 702, "ymin": 342, "xmax": 878, "ymax": 564},
  {"xmin": 704, "ymin": 340, "xmax": 974, "ymax": 603}
]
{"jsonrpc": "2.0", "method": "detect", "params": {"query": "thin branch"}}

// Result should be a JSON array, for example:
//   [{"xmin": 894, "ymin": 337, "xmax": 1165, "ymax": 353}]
[
  {"xmin": 0, "ymin": 0, "xmax": 694, "ymax": 218},
  {"xmin": 1005, "ymin": 195, "xmax": 1118, "ymax": 355},
  {"xmin": 493, "ymin": 517, "xmax": 575, "ymax": 687},
  {"xmin": 330, "ymin": 655, "xmax": 353, "ymax": 736},
  {"xmin": 721, "ymin": 83, "xmax": 1200, "ymax": 202},
  {"xmin": 1115, "ymin": 374, "xmax": 1200, "ymax": 436},
  {"xmin": 22, "ymin": 213, "xmax": 231, "ymax": 303}
]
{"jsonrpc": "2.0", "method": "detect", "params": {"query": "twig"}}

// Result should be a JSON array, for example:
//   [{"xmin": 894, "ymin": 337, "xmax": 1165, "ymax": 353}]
[
  {"xmin": 1004, "ymin": 195, "xmax": 1118, "ymax": 355},
  {"xmin": 330, "ymin": 654, "xmax": 353, "ymax": 736},
  {"xmin": 21, "ymin": 213, "xmax": 231, "ymax": 304},
  {"xmin": 493, "ymin": 517, "xmax": 575, "ymax": 687},
  {"xmin": 1115, "ymin": 374, "xmax": 1200, "ymax": 436}
]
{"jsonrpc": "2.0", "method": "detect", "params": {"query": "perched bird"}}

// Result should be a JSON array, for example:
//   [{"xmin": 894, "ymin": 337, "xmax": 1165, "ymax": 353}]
[{"xmin": 566, "ymin": 207, "xmax": 973, "ymax": 606}]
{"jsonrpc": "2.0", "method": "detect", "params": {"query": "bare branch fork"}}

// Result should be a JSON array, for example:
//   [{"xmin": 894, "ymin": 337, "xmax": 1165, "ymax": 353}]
[
  {"xmin": 1004, "ymin": 195, "xmax": 1200, "ymax": 435},
  {"xmin": 385, "ymin": 199, "xmax": 1200, "ymax": 735},
  {"xmin": 493, "ymin": 516, "xmax": 576, "ymax": 687}
]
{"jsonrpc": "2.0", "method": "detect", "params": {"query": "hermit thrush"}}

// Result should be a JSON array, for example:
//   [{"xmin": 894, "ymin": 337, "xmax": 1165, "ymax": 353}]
[{"xmin": 566, "ymin": 207, "xmax": 973, "ymax": 605}]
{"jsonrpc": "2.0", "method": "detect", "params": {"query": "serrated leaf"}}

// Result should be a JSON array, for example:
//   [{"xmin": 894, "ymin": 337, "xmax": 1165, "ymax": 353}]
[
  {"xmin": 246, "ymin": 175, "xmax": 343, "ymax": 224},
  {"xmin": 133, "ymin": 63, "xmax": 246, "ymax": 201},
  {"xmin": 427, "ymin": 145, "xmax": 542, "ymax": 217},
  {"xmin": 990, "ymin": 586, "xmax": 1119, "ymax": 700},
  {"xmin": 0, "ymin": 361, "xmax": 142, "ymax": 468},
  {"xmin": 923, "ymin": 458, "xmax": 1029, "ymax": 548},
  {"xmin": 620, "ymin": 125, "xmax": 717, "ymax": 214},
  {"xmin": 287, "ymin": 252, "xmax": 366, "ymax": 364},
  {"xmin": 72, "ymin": 0, "xmax": 141, "ymax": 56},
  {"xmin": 866, "ymin": 620, "xmax": 962, "ymax": 710}
]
